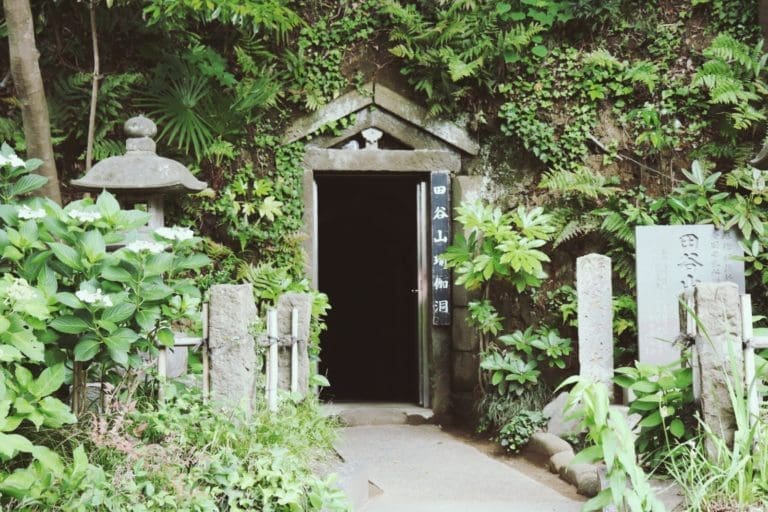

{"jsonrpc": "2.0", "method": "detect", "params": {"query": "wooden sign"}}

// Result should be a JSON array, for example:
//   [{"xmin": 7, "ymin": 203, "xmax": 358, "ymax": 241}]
[{"xmin": 431, "ymin": 171, "xmax": 451, "ymax": 326}]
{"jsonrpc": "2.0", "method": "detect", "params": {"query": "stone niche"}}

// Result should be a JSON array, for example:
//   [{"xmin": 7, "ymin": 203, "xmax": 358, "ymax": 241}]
[{"xmin": 283, "ymin": 82, "xmax": 483, "ymax": 420}]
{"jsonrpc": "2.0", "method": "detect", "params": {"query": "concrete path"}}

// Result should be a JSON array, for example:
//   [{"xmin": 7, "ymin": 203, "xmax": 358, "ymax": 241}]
[{"xmin": 335, "ymin": 425, "xmax": 584, "ymax": 512}]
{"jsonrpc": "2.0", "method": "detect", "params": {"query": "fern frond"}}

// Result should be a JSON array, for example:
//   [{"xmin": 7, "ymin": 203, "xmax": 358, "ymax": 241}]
[
  {"xmin": 539, "ymin": 167, "xmax": 619, "ymax": 199},
  {"xmin": 553, "ymin": 217, "xmax": 600, "ymax": 247}
]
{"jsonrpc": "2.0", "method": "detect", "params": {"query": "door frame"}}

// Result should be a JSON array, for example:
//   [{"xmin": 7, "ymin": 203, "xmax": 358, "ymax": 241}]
[{"xmin": 301, "ymin": 148, "xmax": 460, "ymax": 410}]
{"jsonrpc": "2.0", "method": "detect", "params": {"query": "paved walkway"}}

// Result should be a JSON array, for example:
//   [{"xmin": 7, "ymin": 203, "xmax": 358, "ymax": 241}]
[{"xmin": 335, "ymin": 425, "xmax": 584, "ymax": 512}]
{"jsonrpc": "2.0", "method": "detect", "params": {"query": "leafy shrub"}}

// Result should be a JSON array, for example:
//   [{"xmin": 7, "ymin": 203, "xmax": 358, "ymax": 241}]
[
  {"xmin": 0, "ymin": 191, "xmax": 208, "ymax": 400},
  {"xmin": 563, "ymin": 377, "xmax": 665, "ymax": 512},
  {"xmin": 497, "ymin": 410, "xmax": 546, "ymax": 453},
  {"xmin": 615, "ymin": 361, "xmax": 696, "ymax": 469},
  {"xmin": 482, "ymin": 327, "xmax": 572, "ymax": 397}
]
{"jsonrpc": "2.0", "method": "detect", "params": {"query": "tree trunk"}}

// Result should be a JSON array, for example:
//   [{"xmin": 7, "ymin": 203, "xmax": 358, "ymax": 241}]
[{"xmin": 3, "ymin": 0, "xmax": 62, "ymax": 204}]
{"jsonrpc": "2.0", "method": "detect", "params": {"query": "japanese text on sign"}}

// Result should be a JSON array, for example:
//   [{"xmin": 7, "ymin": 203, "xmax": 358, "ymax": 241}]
[{"xmin": 431, "ymin": 172, "xmax": 451, "ymax": 326}]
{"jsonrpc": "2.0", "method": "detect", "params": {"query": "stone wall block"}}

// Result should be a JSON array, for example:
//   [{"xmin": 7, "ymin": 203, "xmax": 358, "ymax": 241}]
[
  {"xmin": 208, "ymin": 284, "xmax": 258, "ymax": 414},
  {"xmin": 452, "ymin": 308, "xmax": 479, "ymax": 352},
  {"xmin": 451, "ymin": 351, "xmax": 478, "ymax": 392},
  {"xmin": 276, "ymin": 293, "xmax": 313, "ymax": 397}
]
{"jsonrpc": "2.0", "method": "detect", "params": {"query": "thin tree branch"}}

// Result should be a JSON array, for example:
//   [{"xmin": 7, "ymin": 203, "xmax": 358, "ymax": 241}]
[{"xmin": 85, "ymin": 0, "xmax": 100, "ymax": 171}]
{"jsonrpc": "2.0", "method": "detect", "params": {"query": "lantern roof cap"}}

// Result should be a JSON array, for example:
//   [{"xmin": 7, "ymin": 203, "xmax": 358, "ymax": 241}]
[{"xmin": 71, "ymin": 116, "xmax": 207, "ymax": 194}]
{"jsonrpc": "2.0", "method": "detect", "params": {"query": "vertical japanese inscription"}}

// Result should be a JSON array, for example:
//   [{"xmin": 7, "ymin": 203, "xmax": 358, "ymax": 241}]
[{"xmin": 431, "ymin": 171, "xmax": 451, "ymax": 325}]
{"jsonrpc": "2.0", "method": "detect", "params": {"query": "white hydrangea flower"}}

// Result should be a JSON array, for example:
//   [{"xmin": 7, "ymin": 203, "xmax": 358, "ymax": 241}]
[
  {"xmin": 76, "ymin": 288, "xmax": 113, "ymax": 307},
  {"xmin": 125, "ymin": 240, "xmax": 167, "ymax": 254},
  {"xmin": 0, "ymin": 153, "xmax": 25, "ymax": 168},
  {"xmin": 17, "ymin": 205, "xmax": 46, "ymax": 220},
  {"xmin": 67, "ymin": 209, "xmax": 102, "ymax": 223},
  {"xmin": 6, "ymin": 277, "xmax": 36, "ymax": 303},
  {"xmin": 155, "ymin": 226, "xmax": 194, "ymax": 241}
]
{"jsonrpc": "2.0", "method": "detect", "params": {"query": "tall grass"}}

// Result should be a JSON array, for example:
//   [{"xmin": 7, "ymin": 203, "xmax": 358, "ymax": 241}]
[{"xmin": 664, "ymin": 326, "xmax": 768, "ymax": 511}]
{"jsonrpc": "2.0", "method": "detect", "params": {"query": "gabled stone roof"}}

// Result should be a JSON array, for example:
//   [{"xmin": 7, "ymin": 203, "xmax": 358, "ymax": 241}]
[{"xmin": 283, "ymin": 82, "xmax": 479, "ymax": 156}]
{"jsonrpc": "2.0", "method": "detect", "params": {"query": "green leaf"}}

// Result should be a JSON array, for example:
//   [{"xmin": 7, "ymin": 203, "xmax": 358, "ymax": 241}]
[
  {"xmin": 101, "ymin": 265, "xmax": 133, "ymax": 283},
  {"xmin": 96, "ymin": 191, "xmax": 121, "ymax": 219},
  {"xmin": 30, "ymin": 364, "xmax": 65, "ymax": 398},
  {"xmin": 0, "ymin": 433, "xmax": 33, "ymax": 459},
  {"xmin": 311, "ymin": 374, "xmax": 330, "ymax": 387},
  {"xmin": 39, "ymin": 397, "xmax": 76, "ymax": 427},
  {"xmin": 49, "ymin": 242, "xmax": 82, "ymax": 270},
  {"xmin": 8, "ymin": 174, "xmax": 48, "ymax": 197},
  {"xmin": 55, "ymin": 292, "xmax": 84, "ymax": 309},
  {"xmin": 156, "ymin": 327, "xmax": 175, "ymax": 347},
  {"xmin": 81, "ymin": 230, "xmax": 106, "ymax": 263},
  {"xmin": 104, "ymin": 328, "xmax": 139, "ymax": 365},
  {"xmin": 74, "ymin": 337, "xmax": 100, "ymax": 361},
  {"xmin": 49, "ymin": 315, "xmax": 90, "ymax": 334},
  {"xmin": 639, "ymin": 410, "xmax": 663, "ymax": 428},
  {"xmin": 531, "ymin": 45, "xmax": 548, "ymax": 58},
  {"xmin": 0, "ymin": 467, "xmax": 36, "ymax": 497},
  {"xmin": 177, "ymin": 253, "xmax": 211, "ymax": 270},
  {"xmin": 136, "ymin": 307, "xmax": 161, "ymax": 332},
  {"xmin": 139, "ymin": 281, "xmax": 173, "ymax": 301},
  {"xmin": 101, "ymin": 303, "xmax": 136, "ymax": 324},
  {"xmin": 31, "ymin": 445, "xmax": 64, "ymax": 476},
  {"xmin": 7, "ymin": 329, "xmax": 44, "ymax": 362},
  {"xmin": 669, "ymin": 418, "xmax": 685, "ymax": 438}
]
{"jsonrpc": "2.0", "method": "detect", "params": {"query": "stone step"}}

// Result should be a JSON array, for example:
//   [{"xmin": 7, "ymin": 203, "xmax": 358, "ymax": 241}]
[{"xmin": 322, "ymin": 402, "xmax": 434, "ymax": 427}]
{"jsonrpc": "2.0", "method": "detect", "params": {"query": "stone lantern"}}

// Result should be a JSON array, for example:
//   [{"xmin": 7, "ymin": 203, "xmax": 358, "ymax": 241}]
[
  {"xmin": 71, "ymin": 116, "xmax": 207, "ymax": 384},
  {"xmin": 71, "ymin": 116, "xmax": 207, "ymax": 229}
]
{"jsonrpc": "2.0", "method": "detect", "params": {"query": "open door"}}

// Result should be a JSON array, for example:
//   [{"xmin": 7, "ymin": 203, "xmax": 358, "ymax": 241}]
[
  {"xmin": 416, "ymin": 181, "xmax": 430, "ymax": 407},
  {"xmin": 317, "ymin": 173, "xmax": 426, "ymax": 403}
]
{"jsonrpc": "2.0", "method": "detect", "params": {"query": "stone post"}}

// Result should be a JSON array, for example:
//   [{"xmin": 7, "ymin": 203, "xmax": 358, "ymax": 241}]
[
  {"xmin": 576, "ymin": 253, "xmax": 614, "ymax": 397},
  {"xmin": 692, "ymin": 282, "xmax": 743, "ymax": 458},
  {"xmin": 276, "ymin": 293, "xmax": 313, "ymax": 397},
  {"xmin": 208, "ymin": 284, "xmax": 258, "ymax": 414}
]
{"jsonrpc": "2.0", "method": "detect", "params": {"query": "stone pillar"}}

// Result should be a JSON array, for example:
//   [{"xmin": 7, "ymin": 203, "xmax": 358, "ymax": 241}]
[
  {"xmin": 276, "ymin": 293, "xmax": 313, "ymax": 397},
  {"xmin": 208, "ymin": 284, "xmax": 258, "ymax": 414},
  {"xmin": 450, "ymin": 176, "xmax": 483, "ymax": 421},
  {"xmin": 693, "ymin": 282, "xmax": 743, "ymax": 457},
  {"xmin": 576, "ymin": 253, "xmax": 614, "ymax": 396}
]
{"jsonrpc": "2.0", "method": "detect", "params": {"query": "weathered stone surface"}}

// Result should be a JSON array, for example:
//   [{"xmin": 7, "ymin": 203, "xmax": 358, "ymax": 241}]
[
  {"xmin": 636, "ymin": 225, "xmax": 744, "ymax": 366},
  {"xmin": 283, "ymin": 84, "xmax": 374, "ymax": 144},
  {"xmin": 577, "ymin": 253, "xmax": 614, "ymax": 395},
  {"xmin": 560, "ymin": 463, "xmax": 600, "ymax": 497},
  {"xmin": 303, "ymin": 147, "xmax": 461, "ymax": 173},
  {"xmin": 374, "ymin": 84, "xmax": 480, "ymax": 155},
  {"xmin": 543, "ymin": 391, "xmax": 581, "ymax": 437},
  {"xmin": 431, "ymin": 326, "xmax": 452, "ymax": 418},
  {"xmin": 451, "ymin": 351, "xmax": 478, "ymax": 392},
  {"xmin": 301, "ymin": 168, "xmax": 317, "ymax": 287},
  {"xmin": 165, "ymin": 346, "xmax": 187, "ymax": 379},
  {"xmin": 308, "ymin": 109, "xmax": 451, "ymax": 151},
  {"xmin": 451, "ymin": 308, "xmax": 478, "ymax": 352},
  {"xmin": 548, "ymin": 450, "xmax": 575, "ymax": 474},
  {"xmin": 451, "ymin": 176, "xmax": 484, "ymax": 307},
  {"xmin": 276, "ymin": 293, "xmax": 313, "ymax": 397},
  {"xmin": 208, "ymin": 284, "xmax": 258, "ymax": 413},
  {"xmin": 693, "ymin": 282, "xmax": 743, "ymax": 457},
  {"xmin": 528, "ymin": 432, "xmax": 573, "ymax": 458}
]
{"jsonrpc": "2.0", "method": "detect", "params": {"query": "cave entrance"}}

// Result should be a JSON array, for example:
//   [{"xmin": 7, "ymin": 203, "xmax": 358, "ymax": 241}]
[{"xmin": 317, "ymin": 173, "xmax": 428, "ymax": 403}]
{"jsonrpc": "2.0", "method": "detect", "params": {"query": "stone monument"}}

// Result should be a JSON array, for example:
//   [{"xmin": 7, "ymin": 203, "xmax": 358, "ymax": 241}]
[
  {"xmin": 576, "ymin": 253, "xmax": 614, "ymax": 396},
  {"xmin": 636, "ymin": 225, "xmax": 744, "ymax": 366}
]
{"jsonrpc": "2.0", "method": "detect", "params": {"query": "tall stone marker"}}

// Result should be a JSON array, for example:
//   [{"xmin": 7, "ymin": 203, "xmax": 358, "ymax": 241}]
[
  {"xmin": 577, "ymin": 253, "xmax": 614, "ymax": 395},
  {"xmin": 636, "ymin": 225, "xmax": 744, "ymax": 366},
  {"xmin": 692, "ymin": 282, "xmax": 743, "ymax": 458},
  {"xmin": 208, "ymin": 284, "xmax": 258, "ymax": 414}
]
